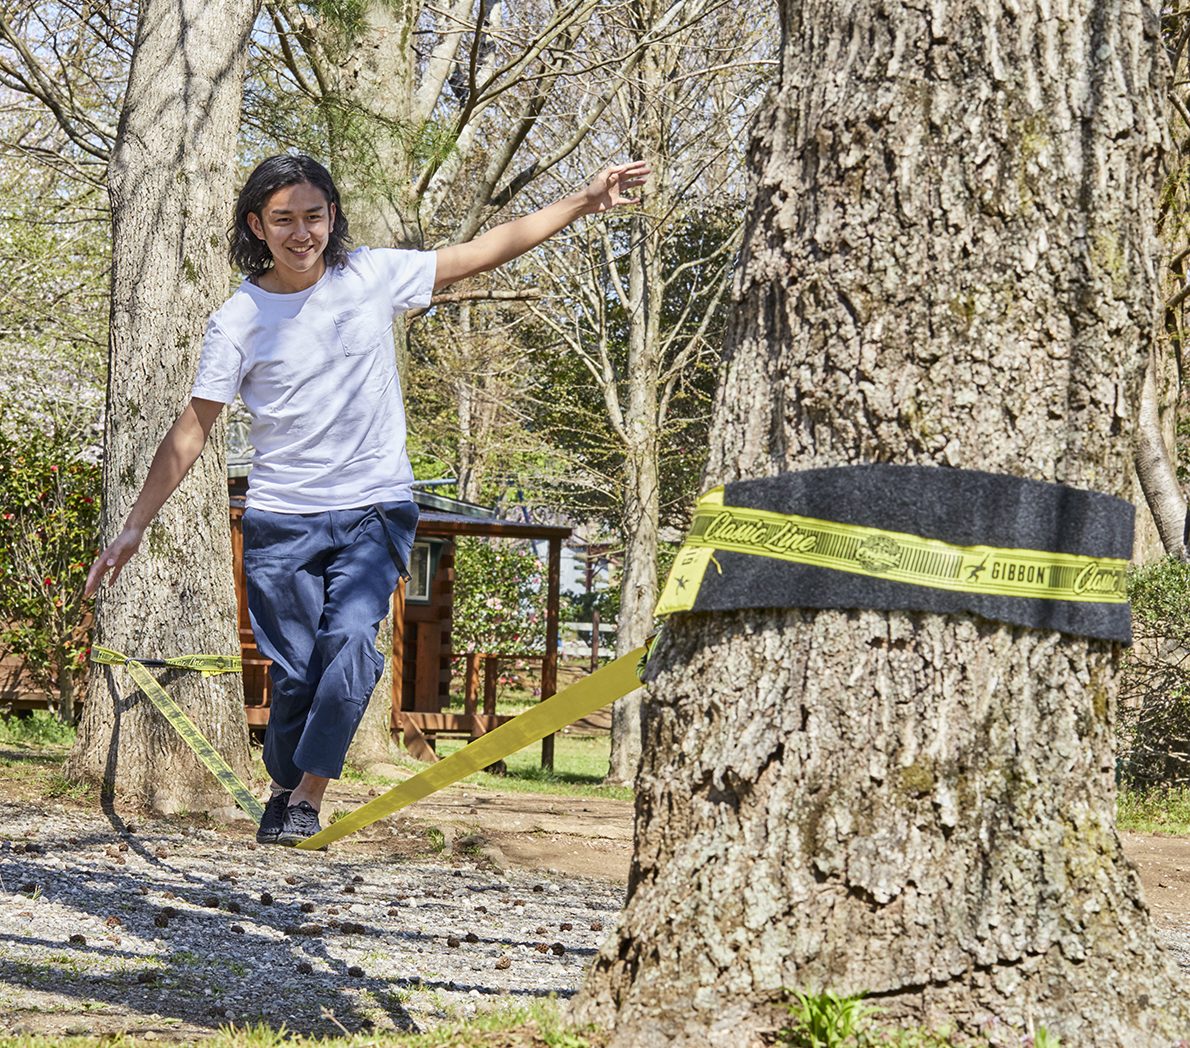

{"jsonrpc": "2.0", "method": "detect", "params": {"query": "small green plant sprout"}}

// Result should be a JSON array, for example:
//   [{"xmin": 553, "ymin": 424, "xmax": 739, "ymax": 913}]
[
  {"xmin": 780, "ymin": 988, "xmax": 878, "ymax": 1047},
  {"xmin": 1030, "ymin": 1028, "xmax": 1062, "ymax": 1048}
]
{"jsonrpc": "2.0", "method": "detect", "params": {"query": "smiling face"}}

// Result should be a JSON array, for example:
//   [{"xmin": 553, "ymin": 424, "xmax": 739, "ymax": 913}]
[{"xmin": 246, "ymin": 181, "xmax": 337, "ymax": 293}]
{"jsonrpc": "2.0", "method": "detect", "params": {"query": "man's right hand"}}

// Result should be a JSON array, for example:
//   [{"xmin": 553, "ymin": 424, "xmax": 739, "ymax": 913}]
[{"xmin": 85, "ymin": 528, "xmax": 144, "ymax": 598}]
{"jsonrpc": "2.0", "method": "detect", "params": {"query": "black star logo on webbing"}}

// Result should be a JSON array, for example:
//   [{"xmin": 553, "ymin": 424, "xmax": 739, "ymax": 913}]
[{"xmin": 675, "ymin": 575, "xmax": 688, "ymax": 590}]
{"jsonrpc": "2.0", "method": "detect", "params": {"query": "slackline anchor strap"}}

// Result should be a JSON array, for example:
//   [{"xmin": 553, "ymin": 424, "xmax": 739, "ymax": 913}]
[
  {"xmin": 91, "ymin": 645, "xmax": 262, "ymax": 821},
  {"xmin": 655, "ymin": 465, "xmax": 1134, "ymax": 644}
]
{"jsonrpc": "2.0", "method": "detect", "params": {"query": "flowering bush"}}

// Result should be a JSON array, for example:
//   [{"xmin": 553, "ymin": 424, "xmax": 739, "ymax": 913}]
[
  {"xmin": 452, "ymin": 537, "xmax": 545, "ymax": 655},
  {"xmin": 0, "ymin": 414, "xmax": 101, "ymax": 721}
]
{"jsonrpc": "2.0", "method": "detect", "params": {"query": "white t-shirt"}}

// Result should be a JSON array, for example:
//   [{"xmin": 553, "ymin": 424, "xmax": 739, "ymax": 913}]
[{"xmin": 192, "ymin": 246, "xmax": 437, "ymax": 513}]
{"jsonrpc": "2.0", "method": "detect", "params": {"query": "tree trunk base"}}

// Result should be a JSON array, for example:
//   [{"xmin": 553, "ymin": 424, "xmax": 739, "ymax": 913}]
[
  {"xmin": 575, "ymin": 611, "xmax": 1190, "ymax": 1047},
  {"xmin": 67, "ymin": 665, "xmax": 254, "ymax": 815}
]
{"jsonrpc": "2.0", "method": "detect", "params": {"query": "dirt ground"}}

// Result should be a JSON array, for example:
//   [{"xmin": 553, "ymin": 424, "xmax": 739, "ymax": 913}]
[{"xmin": 2, "ymin": 742, "xmax": 1189, "ymax": 1041}]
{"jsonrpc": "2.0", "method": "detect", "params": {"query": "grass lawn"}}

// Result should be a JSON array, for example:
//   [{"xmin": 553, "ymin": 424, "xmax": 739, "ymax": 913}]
[
  {"xmin": 432, "ymin": 731, "xmax": 630, "ymax": 801},
  {"xmin": 1115, "ymin": 784, "xmax": 1190, "ymax": 835}
]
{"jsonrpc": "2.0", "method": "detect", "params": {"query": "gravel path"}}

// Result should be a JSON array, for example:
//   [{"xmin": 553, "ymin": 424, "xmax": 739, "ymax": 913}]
[
  {"xmin": 4, "ymin": 795, "xmax": 1190, "ymax": 1042},
  {"xmin": 0, "ymin": 799, "xmax": 623, "ymax": 1039}
]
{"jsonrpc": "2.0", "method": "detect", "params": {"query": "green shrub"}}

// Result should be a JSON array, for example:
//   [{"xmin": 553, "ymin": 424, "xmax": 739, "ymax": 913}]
[
  {"xmin": 452, "ymin": 537, "xmax": 545, "ymax": 656},
  {"xmin": 0, "ymin": 709, "xmax": 76, "ymax": 747},
  {"xmin": 0, "ymin": 414, "xmax": 100, "ymax": 721},
  {"xmin": 1118, "ymin": 557, "xmax": 1190, "ymax": 786}
]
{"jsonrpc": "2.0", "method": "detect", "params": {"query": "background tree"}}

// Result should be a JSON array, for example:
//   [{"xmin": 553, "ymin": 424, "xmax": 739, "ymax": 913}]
[
  {"xmin": 61, "ymin": 0, "xmax": 260, "ymax": 811},
  {"xmin": 525, "ymin": 0, "xmax": 773, "ymax": 781},
  {"xmin": 576, "ymin": 0, "xmax": 1189, "ymax": 1043},
  {"xmin": 1133, "ymin": 4, "xmax": 1190, "ymax": 560}
]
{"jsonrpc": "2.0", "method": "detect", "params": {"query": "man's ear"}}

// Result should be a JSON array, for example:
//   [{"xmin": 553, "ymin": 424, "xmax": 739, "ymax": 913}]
[
  {"xmin": 329, "ymin": 201, "xmax": 337, "ymax": 228},
  {"xmin": 247, "ymin": 212, "xmax": 265, "ymax": 241}
]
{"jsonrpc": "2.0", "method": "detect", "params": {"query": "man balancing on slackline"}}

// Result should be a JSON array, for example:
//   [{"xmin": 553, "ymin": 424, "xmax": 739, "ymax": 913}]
[{"xmin": 84, "ymin": 153, "xmax": 650, "ymax": 847}]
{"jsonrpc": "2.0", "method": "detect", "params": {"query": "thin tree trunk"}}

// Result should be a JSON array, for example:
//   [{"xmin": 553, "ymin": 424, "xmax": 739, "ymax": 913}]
[
  {"xmin": 577, "ymin": 1, "xmax": 1188, "ymax": 1043},
  {"xmin": 67, "ymin": 0, "xmax": 259, "ymax": 814},
  {"xmin": 1134, "ymin": 350, "xmax": 1186, "ymax": 556},
  {"xmin": 607, "ymin": 3, "xmax": 666, "ymax": 784}
]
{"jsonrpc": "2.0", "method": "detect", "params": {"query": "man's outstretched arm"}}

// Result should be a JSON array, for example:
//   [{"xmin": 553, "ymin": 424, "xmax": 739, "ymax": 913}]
[{"xmin": 433, "ymin": 161, "xmax": 651, "ymax": 291}]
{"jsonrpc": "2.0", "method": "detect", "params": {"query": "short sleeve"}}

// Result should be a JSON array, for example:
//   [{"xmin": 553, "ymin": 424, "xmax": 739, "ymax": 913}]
[
  {"xmin": 368, "ymin": 248, "xmax": 437, "ymax": 314},
  {"xmin": 191, "ymin": 317, "xmax": 246, "ymax": 404}
]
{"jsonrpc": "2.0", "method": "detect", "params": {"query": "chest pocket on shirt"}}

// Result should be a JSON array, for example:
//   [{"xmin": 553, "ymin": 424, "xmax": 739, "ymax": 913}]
[{"xmin": 333, "ymin": 307, "xmax": 391, "ymax": 357}]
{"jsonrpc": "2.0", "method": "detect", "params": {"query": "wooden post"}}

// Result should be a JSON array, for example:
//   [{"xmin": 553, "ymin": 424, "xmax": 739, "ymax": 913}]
[
  {"xmin": 541, "ymin": 535, "xmax": 561, "ymax": 770},
  {"xmin": 483, "ymin": 655, "xmax": 499, "ymax": 717},
  {"xmin": 465, "ymin": 652, "xmax": 481, "ymax": 739},
  {"xmin": 390, "ymin": 578, "xmax": 406, "ymax": 732},
  {"xmin": 590, "ymin": 607, "xmax": 600, "ymax": 674},
  {"xmin": 482, "ymin": 655, "xmax": 506, "ymax": 774}
]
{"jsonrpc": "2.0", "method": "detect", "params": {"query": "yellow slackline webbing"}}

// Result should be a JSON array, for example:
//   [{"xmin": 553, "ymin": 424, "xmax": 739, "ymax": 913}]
[
  {"xmin": 296, "ymin": 647, "xmax": 646, "ymax": 850},
  {"xmin": 91, "ymin": 645, "xmax": 263, "ymax": 822},
  {"xmin": 655, "ymin": 486, "xmax": 1130, "ymax": 617}
]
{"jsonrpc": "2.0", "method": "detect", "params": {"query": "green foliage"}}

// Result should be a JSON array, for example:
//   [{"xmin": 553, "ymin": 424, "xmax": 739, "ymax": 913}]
[
  {"xmin": 1117, "ymin": 557, "xmax": 1190, "ymax": 786},
  {"xmin": 0, "ymin": 711, "xmax": 76, "ymax": 747},
  {"xmin": 1117, "ymin": 784, "xmax": 1190, "ymax": 834},
  {"xmin": 779, "ymin": 990, "xmax": 877, "ymax": 1047},
  {"xmin": 452, "ymin": 537, "xmax": 545, "ymax": 655},
  {"xmin": 776, "ymin": 991, "xmax": 1061, "ymax": 1048},
  {"xmin": 560, "ymin": 586, "xmax": 620, "ymax": 626},
  {"xmin": 0, "ymin": 414, "xmax": 101, "ymax": 718}
]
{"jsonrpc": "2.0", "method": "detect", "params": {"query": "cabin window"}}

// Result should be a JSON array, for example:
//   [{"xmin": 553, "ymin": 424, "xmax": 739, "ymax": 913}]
[{"xmin": 406, "ymin": 542, "xmax": 433, "ymax": 602}]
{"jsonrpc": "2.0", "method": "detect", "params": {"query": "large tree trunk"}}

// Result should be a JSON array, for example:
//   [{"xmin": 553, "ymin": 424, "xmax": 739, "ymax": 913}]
[
  {"xmin": 577, "ymin": 1, "xmax": 1189, "ymax": 1044},
  {"xmin": 67, "ymin": 0, "xmax": 260, "ymax": 815}
]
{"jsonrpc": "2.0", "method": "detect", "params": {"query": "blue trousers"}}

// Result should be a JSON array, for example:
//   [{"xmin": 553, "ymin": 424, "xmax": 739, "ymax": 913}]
[{"xmin": 242, "ymin": 501, "xmax": 418, "ymax": 789}]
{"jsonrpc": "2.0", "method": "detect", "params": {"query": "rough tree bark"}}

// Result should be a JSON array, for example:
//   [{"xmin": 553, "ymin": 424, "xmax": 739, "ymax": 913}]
[
  {"xmin": 576, "ymin": 1, "xmax": 1189, "ymax": 1044},
  {"xmin": 67, "ymin": 0, "xmax": 260, "ymax": 814}
]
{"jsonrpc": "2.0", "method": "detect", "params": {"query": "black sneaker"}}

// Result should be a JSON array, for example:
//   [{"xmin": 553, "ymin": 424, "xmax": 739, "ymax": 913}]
[
  {"xmin": 277, "ymin": 801, "xmax": 323, "ymax": 847},
  {"xmin": 256, "ymin": 791, "xmax": 291, "ymax": 844}
]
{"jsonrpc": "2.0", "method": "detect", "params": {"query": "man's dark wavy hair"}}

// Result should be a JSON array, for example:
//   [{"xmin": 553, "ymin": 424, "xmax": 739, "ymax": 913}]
[{"xmin": 229, "ymin": 154, "xmax": 352, "ymax": 277}]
